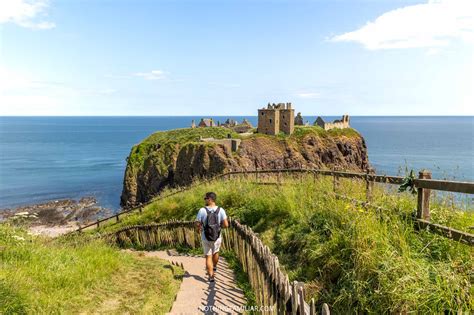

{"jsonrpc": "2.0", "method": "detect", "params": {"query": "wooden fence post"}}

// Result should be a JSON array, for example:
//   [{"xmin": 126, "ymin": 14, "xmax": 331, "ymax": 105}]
[
  {"xmin": 292, "ymin": 281, "xmax": 298, "ymax": 315},
  {"xmin": 298, "ymin": 283, "xmax": 305, "ymax": 315},
  {"xmin": 321, "ymin": 303, "xmax": 330, "ymax": 315},
  {"xmin": 417, "ymin": 170, "xmax": 432, "ymax": 220},
  {"xmin": 310, "ymin": 298, "xmax": 316, "ymax": 315},
  {"xmin": 333, "ymin": 168, "xmax": 339, "ymax": 193},
  {"xmin": 365, "ymin": 167, "xmax": 374, "ymax": 202}
]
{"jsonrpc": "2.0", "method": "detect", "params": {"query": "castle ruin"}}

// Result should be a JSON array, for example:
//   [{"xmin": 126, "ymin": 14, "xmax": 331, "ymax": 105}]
[
  {"xmin": 200, "ymin": 135, "xmax": 241, "ymax": 152},
  {"xmin": 257, "ymin": 102, "xmax": 294, "ymax": 135},
  {"xmin": 294, "ymin": 112, "xmax": 304, "ymax": 126},
  {"xmin": 198, "ymin": 118, "xmax": 215, "ymax": 127},
  {"xmin": 314, "ymin": 115, "xmax": 350, "ymax": 130}
]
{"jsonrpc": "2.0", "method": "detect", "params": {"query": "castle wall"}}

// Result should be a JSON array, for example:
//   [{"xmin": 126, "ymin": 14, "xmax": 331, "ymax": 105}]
[
  {"xmin": 317, "ymin": 115, "xmax": 350, "ymax": 130},
  {"xmin": 258, "ymin": 109, "xmax": 280, "ymax": 135},
  {"xmin": 279, "ymin": 108, "xmax": 294, "ymax": 135},
  {"xmin": 200, "ymin": 138, "xmax": 241, "ymax": 152}
]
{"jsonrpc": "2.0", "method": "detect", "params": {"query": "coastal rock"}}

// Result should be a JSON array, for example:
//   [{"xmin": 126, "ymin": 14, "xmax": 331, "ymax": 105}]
[
  {"xmin": 120, "ymin": 127, "xmax": 370, "ymax": 208},
  {"xmin": 1, "ymin": 197, "xmax": 112, "ymax": 226}
]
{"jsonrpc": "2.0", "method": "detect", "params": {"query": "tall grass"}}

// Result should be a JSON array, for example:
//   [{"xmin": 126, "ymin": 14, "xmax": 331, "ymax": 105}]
[
  {"xmin": 0, "ymin": 224, "xmax": 182, "ymax": 314},
  {"xmin": 99, "ymin": 174, "xmax": 473, "ymax": 313}
]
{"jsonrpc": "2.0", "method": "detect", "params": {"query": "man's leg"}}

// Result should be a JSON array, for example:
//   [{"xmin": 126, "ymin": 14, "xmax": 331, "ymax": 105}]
[
  {"xmin": 212, "ymin": 252, "xmax": 219, "ymax": 270},
  {"xmin": 203, "ymin": 240, "xmax": 214, "ymax": 278},
  {"xmin": 206, "ymin": 254, "xmax": 214, "ymax": 277},
  {"xmin": 212, "ymin": 237, "xmax": 222, "ymax": 271}
]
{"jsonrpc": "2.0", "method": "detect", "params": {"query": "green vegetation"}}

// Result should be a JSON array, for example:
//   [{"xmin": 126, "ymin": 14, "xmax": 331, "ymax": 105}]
[
  {"xmin": 97, "ymin": 174, "xmax": 474, "ymax": 313},
  {"xmin": 127, "ymin": 126, "xmax": 360, "ymax": 172},
  {"xmin": 293, "ymin": 125, "xmax": 361, "ymax": 139},
  {"xmin": 0, "ymin": 224, "xmax": 182, "ymax": 314},
  {"xmin": 127, "ymin": 127, "xmax": 240, "ymax": 171}
]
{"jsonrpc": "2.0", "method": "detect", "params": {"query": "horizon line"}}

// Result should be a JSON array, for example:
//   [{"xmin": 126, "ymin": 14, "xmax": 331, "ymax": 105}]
[{"xmin": 1, "ymin": 115, "xmax": 473, "ymax": 118}]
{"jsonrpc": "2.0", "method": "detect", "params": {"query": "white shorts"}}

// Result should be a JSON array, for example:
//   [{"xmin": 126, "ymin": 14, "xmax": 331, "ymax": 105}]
[{"xmin": 202, "ymin": 237, "xmax": 222, "ymax": 256}]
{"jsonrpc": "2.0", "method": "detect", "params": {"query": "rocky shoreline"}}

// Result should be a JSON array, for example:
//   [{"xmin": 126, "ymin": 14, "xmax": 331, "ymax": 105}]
[{"xmin": 1, "ymin": 197, "xmax": 113, "ymax": 236}]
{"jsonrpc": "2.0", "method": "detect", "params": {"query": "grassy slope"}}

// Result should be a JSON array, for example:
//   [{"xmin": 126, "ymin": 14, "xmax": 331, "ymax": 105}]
[
  {"xmin": 0, "ymin": 225, "xmax": 182, "ymax": 314},
  {"xmin": 126, "ymin": 126, "xmax": 360, "ymax": 172},
  {"xmin": 97, "ymin": 175, "xmax": 473, "ymax": 313}
]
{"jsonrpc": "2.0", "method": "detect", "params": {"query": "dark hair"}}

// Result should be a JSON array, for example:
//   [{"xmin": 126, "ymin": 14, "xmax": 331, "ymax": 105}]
[{"xmin": 205, "ymin": 192, "xmax": 217, "ymax": 201}]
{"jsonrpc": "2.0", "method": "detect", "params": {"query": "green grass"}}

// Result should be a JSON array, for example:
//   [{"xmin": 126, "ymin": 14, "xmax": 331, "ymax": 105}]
[
  {"xmin": 0, "ymin": 224, "xmax": 182, "ymax": 314},
  {"xmin": 127, "ymin": 127, "xmax": 241, "ymax": 171},
  {"xmin": 97, "ymin": 174, "xmax": 473, "ymax": 313},
  {"xmin": 126, "ymin": 126, "xmax": 361, "ymax": 173}
]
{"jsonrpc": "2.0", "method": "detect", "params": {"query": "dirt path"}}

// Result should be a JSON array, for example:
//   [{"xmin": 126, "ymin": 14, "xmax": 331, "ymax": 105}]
[
  {"xmin": 143, "ymin": 250, "xmax": 247, "ymax": 314},
  {"xmin": 29, "ymin": 223, "xmax": 77, "ymax": 237}
]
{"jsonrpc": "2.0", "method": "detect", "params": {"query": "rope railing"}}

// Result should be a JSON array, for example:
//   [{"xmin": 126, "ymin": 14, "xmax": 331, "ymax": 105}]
[
  {"xmin": 104, "ymin": 219, "xmax": 330, "ymax": 315},
  {"xmin": 74, "ymin": 167, "xmax": 474, "ymax": 245}
]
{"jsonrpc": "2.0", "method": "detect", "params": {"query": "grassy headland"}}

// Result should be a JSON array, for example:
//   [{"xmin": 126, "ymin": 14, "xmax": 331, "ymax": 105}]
[
  {"xmin": 0, "ymin": 224, "xmax": 182, "ymax": 314},
  {"xmin": 98, "ymin": 174, "xmax": 473, "ymax": 313},
  {"xmin": 127, "ymin": 125, "xmax": 359, "ymax": 171}
]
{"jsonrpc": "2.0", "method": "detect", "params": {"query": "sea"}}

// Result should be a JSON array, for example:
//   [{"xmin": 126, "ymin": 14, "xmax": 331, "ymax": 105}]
[{"xmin": 0, "ymin": 116, "xmax": 472, "ymax": 211}]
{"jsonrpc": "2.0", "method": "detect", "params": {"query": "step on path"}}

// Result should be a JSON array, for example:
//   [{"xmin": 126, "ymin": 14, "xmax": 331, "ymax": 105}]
[{"xmin": 141, "ymin": 250, "xmax": 247, "ymax": 314}]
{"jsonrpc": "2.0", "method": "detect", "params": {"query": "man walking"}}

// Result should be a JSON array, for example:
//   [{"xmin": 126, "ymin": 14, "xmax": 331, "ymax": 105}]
[{"xmin": 196, "ymin": 192, "xmax": 228, "ymax": 283}]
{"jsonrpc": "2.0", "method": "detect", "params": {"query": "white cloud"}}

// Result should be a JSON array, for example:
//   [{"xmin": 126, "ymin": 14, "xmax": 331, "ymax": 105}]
[
  {"xmin": 133, "ymin": 70, "xmax": 167, "ymax": 80},
  {"xmin": 0, "ymin": 0, "xmax": 55, "ymax": 30},
  {"xmin": 296, "ymin": 92, "xmax": 320, "ymax": 99},
  {"xmin": 330, "ymin": 0, "xmax": 473, "ymax": 50}
]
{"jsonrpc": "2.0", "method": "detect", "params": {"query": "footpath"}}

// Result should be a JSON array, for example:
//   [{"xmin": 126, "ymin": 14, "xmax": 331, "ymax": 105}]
[{"xmin": 144, "ymin": 250, "xmax": 247, "ymax": 314}]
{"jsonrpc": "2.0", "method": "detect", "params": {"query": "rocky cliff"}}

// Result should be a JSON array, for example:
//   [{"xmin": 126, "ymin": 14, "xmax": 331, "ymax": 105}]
[{"xmin": 120, "ymin": 126, "xmax": 369, "ymax": 208}]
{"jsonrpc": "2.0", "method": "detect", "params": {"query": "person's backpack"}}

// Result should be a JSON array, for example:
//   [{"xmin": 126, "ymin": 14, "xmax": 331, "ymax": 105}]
[{"xmin": 204, "ymin": 207, "xmax": 221, "ymax": 241}]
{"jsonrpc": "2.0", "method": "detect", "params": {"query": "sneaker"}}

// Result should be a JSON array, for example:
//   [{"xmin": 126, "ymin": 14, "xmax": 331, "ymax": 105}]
[
  {"xmin": 209, "ymin": 276, "xmax": 215, "ymax": 283},
  {"xmin": 213, "ymin": 266, "xmax": 217, "ymax": 272}
]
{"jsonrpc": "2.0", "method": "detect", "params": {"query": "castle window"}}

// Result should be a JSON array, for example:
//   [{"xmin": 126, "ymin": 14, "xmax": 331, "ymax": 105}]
[
  {"xmin": 261, "ymin": 112, "xmax": 264, "ymax": 115},
  {"xmin": 269, "ymin": 119, "xmax": 272, "ymax": 124}
]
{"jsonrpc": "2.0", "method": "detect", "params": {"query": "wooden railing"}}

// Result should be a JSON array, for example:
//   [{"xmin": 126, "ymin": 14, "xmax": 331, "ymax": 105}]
[
  {"xmin": 105, "ymin": 219, "xmax": 330, "ymax": 315},
  {"xmin": 75, "ymin": 167, "xmax": 474, "ymax": 245}
]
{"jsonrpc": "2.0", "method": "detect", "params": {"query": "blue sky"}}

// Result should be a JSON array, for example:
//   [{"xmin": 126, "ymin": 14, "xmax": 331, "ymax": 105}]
[{"xmin": 0, "ymin": 0, "xmax": 472, "ymax": 116}]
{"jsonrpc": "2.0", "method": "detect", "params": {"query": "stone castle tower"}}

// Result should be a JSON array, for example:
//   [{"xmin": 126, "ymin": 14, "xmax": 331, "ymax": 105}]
[{"xmin": 257, "ymin": 102, "xmax": 295, "ymax": 135}]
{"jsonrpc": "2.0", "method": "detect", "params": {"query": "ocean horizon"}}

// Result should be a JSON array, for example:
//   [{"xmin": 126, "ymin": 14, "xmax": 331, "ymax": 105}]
[{"xmin": 1, "ymin": 115, "xmax": 473, "ymax": 210}]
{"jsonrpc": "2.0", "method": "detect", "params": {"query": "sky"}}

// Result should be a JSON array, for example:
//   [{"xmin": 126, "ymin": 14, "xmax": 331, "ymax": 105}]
[{"xmin": 0, "ymin": 0, "xmax": 473, "ymax": 116}]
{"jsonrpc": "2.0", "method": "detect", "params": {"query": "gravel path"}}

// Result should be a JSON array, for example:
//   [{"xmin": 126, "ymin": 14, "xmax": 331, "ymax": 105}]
[{"xmin": 143, "ymin": 250, "xmax": 247, "ymax": 314}]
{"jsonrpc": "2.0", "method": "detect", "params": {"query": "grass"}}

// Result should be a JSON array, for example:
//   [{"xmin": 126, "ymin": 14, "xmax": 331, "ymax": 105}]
[
  {"xmin": 126, "ymin": 126, "xmax": 361, "ymax": 172},
  {"xmin": 96, "ymin": 173, "xmax": 474, "ymax": 313},
  {"xmin": 0, "ymin": 224, "xmax": 183, "ymax": 314},
  {"xmin": 127, "ymin": 127, "xmax": 241, "ymax": 171}
]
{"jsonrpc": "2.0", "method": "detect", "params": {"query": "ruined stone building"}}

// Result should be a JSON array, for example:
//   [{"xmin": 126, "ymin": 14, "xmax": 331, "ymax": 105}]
[
  {"xmin": 233, "ymin": 118, "xmax": 253, "ymax": 133},
  {"xmin": 199, "ymin": 136, "xmax": 241, "ymax": 152},
  {"xmin": 198, "ymin": 118, "xmax": 215, "ymax": 128},
  {"xmin": 294, "ymin": 112, "xmax": 304, "ymax": 126},
  {"xmin": 222, "ymin": 119, "xmax": 237, "ymax": 128},
  {"xmin": 257, "ymin": 102, "xmax": 295, "ymax": 135},
  {"xmin": 314, "ymin": 115, "xmax": 350, "ymax": 130}
]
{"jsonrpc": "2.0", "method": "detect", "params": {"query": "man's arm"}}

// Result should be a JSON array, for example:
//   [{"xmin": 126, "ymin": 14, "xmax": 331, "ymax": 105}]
[
  {"xmin": 195, "ymin": 209, "xmax": 203, "ymax": 232},
  {"xmin": 221, "ymin": 218, "xmax": 229, "ymax": 228},
  {"xmin": 220, "ymin": 209, "xmax": 229, "ymax": 228},
  {"xmin": 195, "ymin": 220, "xmax": 202, "ymax": 233}
]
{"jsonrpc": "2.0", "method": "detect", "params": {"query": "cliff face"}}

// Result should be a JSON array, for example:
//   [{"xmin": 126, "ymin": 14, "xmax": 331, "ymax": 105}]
[{"xmin": 120, "ymin": 127, "xmax": 369, "ymax": 208}]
